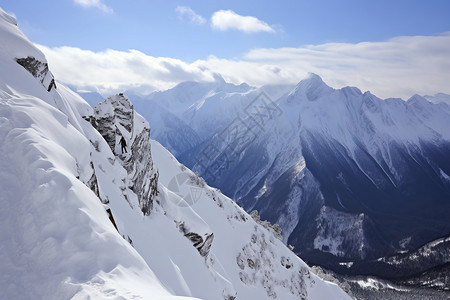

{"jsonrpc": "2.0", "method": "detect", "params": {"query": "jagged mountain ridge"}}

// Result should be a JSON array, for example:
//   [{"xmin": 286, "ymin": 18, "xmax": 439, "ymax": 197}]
[
  {"xmin": 0, "ymin": 7, "xmax": 350, "ymax": 300},
  {"xmin": 128, "ymin": 79, "xmax": 293, "ymax": 156},
  {"xmin": 135, "ymin": 72, "xmax": 450, "ymax": 280}
]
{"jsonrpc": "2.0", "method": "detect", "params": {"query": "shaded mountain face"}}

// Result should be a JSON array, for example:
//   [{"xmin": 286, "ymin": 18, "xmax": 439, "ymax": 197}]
[{"xmin": 140, "ymin": 73, "xmax": 450, "ymax": 277}]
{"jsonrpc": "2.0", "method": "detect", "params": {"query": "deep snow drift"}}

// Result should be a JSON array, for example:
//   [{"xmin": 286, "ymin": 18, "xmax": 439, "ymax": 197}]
[{"xmin": 0, "ymin": 7, "xmax": 350, "ymax": 300}]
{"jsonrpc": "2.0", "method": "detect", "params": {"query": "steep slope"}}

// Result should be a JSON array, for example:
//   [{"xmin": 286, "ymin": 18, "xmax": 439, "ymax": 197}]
[
  {"xmin": 236, "ymin": 76, "xmax": 450, "ymax": 269},
  {"xmin": 0, "ymin": 7, "xmax": 350, "ymax": 300},
  {"xmin": 0, "ymin": 8, "xmax": 191, "ymax": 299},
  {"xmin": 149, "ymin": 139, "xmax": 351, "ymax": 300}
]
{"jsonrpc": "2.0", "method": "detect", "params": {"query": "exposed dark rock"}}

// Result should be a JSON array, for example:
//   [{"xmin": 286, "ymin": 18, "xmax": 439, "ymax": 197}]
[
  {"xmin": 178, "ymin": 222, "xmax": 214, "ymax": 257},
  {"xmin": 126, "ymin": 125, "xmax": 159, "ymax": 215},
  {"xmin": 199, "ymin": 233, "xmax": 214, "ymax": 257},
  {"xmin": 89, "ymin": 94, "xmax": 159, "ymax": 215},
  {"xmin": 184, "ymin": 231, "xmax": 214, "ymax": 257},
  {"xmin": 47, "ymin": 78, "xmax": 56, "ymax": 92},
  {"xmin": 86, "ymin": 160, "xmax": 102, "ymax": 200},
  {"xmin": 281, "ymin": 256, "xmax": 293, "ymax": 269},
  {"xmin": 106, "ymin": 208, "xmax": 119, "ymax": 232},
  {"xmin": 16, "ymin": 56, "xmax": 56, "ymax": 91},
  {"xmin": 250, "ymin": 210, "xmax": 282, "ymax": 241},
  {"xmin": 247, "ymin": 258, "xmax": 256, "ymax": 269},
  {"xmin": 124, "ymin": 235, "xmax": 134, "ymax": 247}
]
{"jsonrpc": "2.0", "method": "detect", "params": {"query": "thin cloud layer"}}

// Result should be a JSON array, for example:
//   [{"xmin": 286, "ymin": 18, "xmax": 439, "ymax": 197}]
[
  {"xmin": 38, "ymin": 33, "xmax": 450, "ymax": 99},
  {"xmin": 37, "ymin": 45, "xmax": 216, "ymax": 95},
  {"xmin": 74, "ymin": 0, "xmax": 113, "ymax": 13},
  {"xmin": 175, "ymin": 6, "xmax": 206, "ymax": 25},
  {"xmin": 211, "ymin": 10, "xmax": 275, "ymax": 34},
  {"xmin": 243, "ymin": 33, "xmax": 450, "ymax": 98}
]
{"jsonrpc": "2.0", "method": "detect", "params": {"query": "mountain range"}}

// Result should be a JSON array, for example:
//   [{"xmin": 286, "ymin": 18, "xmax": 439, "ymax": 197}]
[{"xmin": 128, "ymin": 68, "xmax": 450, "ymax": 284}]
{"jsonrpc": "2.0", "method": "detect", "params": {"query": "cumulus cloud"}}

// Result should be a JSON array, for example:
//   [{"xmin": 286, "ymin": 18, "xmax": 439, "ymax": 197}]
[
  {"xmin": 74, "ymin": 0, "xmax": 113, "ymax": 14},
  {"xmin": 175, "ymin": 6, "xmax": 206, "ymax": 25},
  {"xmin": 37, "ymin": 45, "xmax": 217, "ymax": 95},
  {"xmin": 211, "ymin": 10, "xmax": 275, "ymax": 34},
  {"xmin": 38, "ymin": 32, "xmax": 450, "ymax": 99}
]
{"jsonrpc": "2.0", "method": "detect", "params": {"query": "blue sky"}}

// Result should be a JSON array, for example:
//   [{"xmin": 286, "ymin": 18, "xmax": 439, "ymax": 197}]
[{"xmin": 1, "ymin": 0, "xmax": 450, "ymax": 98}]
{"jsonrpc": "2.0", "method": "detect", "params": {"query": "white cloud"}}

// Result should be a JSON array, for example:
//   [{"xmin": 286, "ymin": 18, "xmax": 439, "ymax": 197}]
[
  {"xmin": 243, "ymin": 33, "xmax": 450, "ymax": 98},
  {"xmin": 37, "ymin": 45, "xmax": 217, "ymax": 95},
  {"xmin": 211, "ymin": 10, "xmax": 275, "ymax": 34},
  {"xmin": 175, "ymin": 6, "xmax": 206, "ymax": 25},
  {"xmin": 38, "ymin": 33, "xmax": 450, "ymax": 99},
  {"xmin": 74, "ymin": 0, "xmax": 113, "ymax": 14}
]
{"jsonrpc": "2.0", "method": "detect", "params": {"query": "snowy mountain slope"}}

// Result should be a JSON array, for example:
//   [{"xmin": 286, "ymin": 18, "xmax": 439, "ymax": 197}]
[
  {"xmin": 0, "ymin": 8, "xmax": 200, "ymax": 299},
  {"xmin": 150, "ymin": 140, "xmax": 350, "ymax": 300},
  {"xmin": 0, "ymin": 7, "xmax": 350, "ymax": 300},
  {"xmin": 141, "ymin": 70, "xmax": 450, "ymax": 282},
  {"xmin": 83, "ymin": 90, "xmax": 350, "ymax": 300},
  {"xmin": 233, "ymin": 76, "xmax": 450, "ymax": 265}
]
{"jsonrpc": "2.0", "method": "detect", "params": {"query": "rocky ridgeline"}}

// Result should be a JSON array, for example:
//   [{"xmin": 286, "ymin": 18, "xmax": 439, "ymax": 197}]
[
  {"xmin": 85, "ymin": 94, "xmax": 217, "ymax": 259},
  {"xmin": 16, "ymin": 56, "xmax": 56, "ymax": 92},
  {"xmin": 88, "ymin": 94, "xmax": 158, "ymax": 215}
]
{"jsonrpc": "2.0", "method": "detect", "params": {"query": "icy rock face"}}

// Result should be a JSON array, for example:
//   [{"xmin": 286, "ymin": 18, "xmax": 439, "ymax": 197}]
[
  {"xmin": 90, "ymin": 94, "xmax": 133, "ymax": 155},
  {"xmin": 90, "ymin": 94, "xmax": 158, "ymax": 215},
  {"xmin": 16, "ymin": 56, "xmax": 56, "ymax": 92},
  {"xmin": 125, "ymin": 121, "xmax": 159, "ymax": 215}
]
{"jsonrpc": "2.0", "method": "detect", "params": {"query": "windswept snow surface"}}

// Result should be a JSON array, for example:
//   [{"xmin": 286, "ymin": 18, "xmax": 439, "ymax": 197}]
[
  {"xmin": 151, "ymin": 140, "xmax": 350, "ymax": 300},
  {"xmin": 0, "ymin": 8, "xmax": 198, "ymax": 300},
  {"xmin": 0, "ymin": 7, "xmax": 350, "ymax": 300}
]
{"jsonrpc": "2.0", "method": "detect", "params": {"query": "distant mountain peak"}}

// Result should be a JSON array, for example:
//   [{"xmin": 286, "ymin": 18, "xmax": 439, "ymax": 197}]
[
  {"xmin": 212, "ymin": 72, "xmax": 226, "ymax": 84},
  {"xmin": 289, "ymin": 73, "xmax": 334, "ymax": 101},
  {"xmin": 407, "ymin": 94, "xmax": 430, "ymax": 106},
  {"xmin": 424, "ymin": 93, "xmax": 450, "ymax": 106}
]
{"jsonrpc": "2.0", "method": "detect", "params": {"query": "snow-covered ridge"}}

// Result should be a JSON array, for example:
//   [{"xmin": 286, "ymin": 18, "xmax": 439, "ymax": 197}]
[
  {"xmin": 87, "ymin": 94, "xmax": 159, "ymax": 215},
  {"xmin": 0, "ymin": 7, "xmax": 350, "ymax": 300}
]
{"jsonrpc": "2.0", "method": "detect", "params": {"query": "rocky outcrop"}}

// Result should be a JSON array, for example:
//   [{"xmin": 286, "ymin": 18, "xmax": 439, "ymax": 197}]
[
  {"xmin": 236, "ymin": 225, "xmax": 309, "ymax": 299},
  {"xmin": 178, "ymin": 221, "xmax": 214, "ymax": 257},
  {"xmin": 89, "ymin": 94, "xmax": 159, "ymax": 215},
  {"xmin": 86, "ymin": 161, "xmax": 101, "ymax": 200},
  {"xmin": 89, "ymin": 94, "xmax": 133, "ymax": 155},
  {"xmin": 16, "ymin": 56, "xmax": 56, "ymax": 91},
  {"xmin": 128, "ymin": 126, "xmax": 159, "ymax": 214},
  {"xmin": 250, "ymin": 210, "xmax": 283, "ymax": 241}
]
